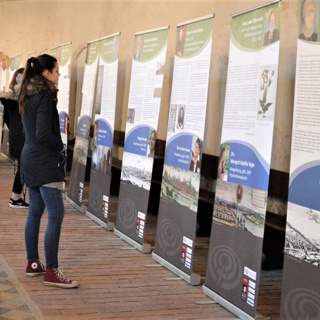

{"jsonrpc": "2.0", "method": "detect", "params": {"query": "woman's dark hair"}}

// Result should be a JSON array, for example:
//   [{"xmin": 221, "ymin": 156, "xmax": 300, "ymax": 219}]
[
  {"xmin": 18, "ymin": 54, "xmax": 57, "ymax": 113},
  {"xmin": 149, "ymin": 129, "xmax": 156, "ymax": 139},
  {"xmin": 9, "ymin": 67, "xmax": 24, "ymax": 91},
  {"xmin": 220, "ymin": 146, "xmax": 226, "ymax": 159}
]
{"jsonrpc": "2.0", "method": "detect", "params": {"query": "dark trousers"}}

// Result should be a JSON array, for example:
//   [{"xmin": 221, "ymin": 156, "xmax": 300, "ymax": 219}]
[{"xmin": 12, "ymin": 159, "xmax": 23, "ymax": 194}]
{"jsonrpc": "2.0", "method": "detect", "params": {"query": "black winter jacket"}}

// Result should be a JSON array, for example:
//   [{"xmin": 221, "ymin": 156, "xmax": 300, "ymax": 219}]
[
  {"xmin": 0, "ymin": 87, "xmax": 25, "ymax": 159},
  {"xmin": 20, "ymin": 76, "xmax": 65, "ymax": 188}
]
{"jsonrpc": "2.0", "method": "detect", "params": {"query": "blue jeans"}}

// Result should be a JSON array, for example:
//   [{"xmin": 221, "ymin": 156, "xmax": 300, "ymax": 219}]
[{"xmin": 25, "ymin": 186, "xmax": 65, "ymax": 269}]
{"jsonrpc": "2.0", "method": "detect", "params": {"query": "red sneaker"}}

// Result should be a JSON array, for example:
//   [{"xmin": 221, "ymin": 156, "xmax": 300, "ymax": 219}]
[
  {"xmin": 43, "ymin": 268, "xmax": 79, "ymax": 289},
  {"xmin": 26, "ymin": 260, "xmax": 46, "ymax": 277}
]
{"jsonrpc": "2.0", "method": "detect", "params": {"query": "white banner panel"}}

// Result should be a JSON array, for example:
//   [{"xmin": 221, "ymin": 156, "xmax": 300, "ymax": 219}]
[
  {"xmin": 67, "ymin": 40, "xmax": 100, "ymax": 209},
  {"xmin": 115, "ymin": 26, "xmax": 169, "ymax": 252},
  {"xmin": 86, "ymin": 33, "xmax": 121, "ymax": 228},
  {"xmin": 204, "ymin": 2, "xmax": 280, "ymax": 319},
  {"xmin": 153, "ymin": 15, "xmax": 214, "ymax": 284},
  {"xmin": 280, "ymin": 0, "xmax": 320, "ymax": 318}
]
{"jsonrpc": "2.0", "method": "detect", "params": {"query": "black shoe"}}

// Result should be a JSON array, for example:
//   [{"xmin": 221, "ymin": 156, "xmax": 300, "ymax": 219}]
[{"xmin": 9, "ymin": 198, "xmax": 29, "ymax": 209}]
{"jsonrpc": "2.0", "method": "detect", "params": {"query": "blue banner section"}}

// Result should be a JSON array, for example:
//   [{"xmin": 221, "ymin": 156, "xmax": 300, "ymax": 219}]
[
  {"xmin": 97, "ymin": 119, "xmax": 113, "ymax": 148},
  {"xmin": 76, "ymin": 115, "xmax": 91, "ymax": 139},
  {"xmin": 59, "ymin": 111, "xmax": 68, "ymax": 134},
  {"xmin": 289, "ymin": 162, "xmax": 320, "ymax": 211},
  {"xmin": 124, "ymin": 125, "xmax": 150, "ymax": 156},
  {"xmin": 165, "ymin": 133, "xmax": 193, "ymax": 170},
  {"xmin": 227, "ymin": 142, "xmax": 269, "ymax": 190}
]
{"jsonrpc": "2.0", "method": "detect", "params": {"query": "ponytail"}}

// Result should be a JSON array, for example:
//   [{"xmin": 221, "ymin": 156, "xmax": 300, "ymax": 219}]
[{"xmin": 18, "ymin": 54, "xmax": 57, "ymax": 114}]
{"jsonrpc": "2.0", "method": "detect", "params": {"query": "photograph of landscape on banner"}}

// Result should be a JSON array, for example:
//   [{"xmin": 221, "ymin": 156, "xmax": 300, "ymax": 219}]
[
  {"xmin": 213, "ymin": 179, "xmax": 266, "ymax": 238},
  {"xmin": 121, "ymin": 151, "xmax": 153, "ymax": 190},
  {"xmin": 161, "ymin": 163, "xmax": 200, "ymax": 213},
  {"xmin": 285, "ymin": 202, "xmax": 320, "ymax": 267}
]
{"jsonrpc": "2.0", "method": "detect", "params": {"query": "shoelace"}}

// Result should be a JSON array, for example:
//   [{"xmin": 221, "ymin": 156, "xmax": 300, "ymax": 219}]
[
  {"xmin": 39, "ymin": 260, "xmax": 45, "ymax": 271},
  {"xmin": 54, "ymin": 268, "xmax": 70, "ymax": 282}
]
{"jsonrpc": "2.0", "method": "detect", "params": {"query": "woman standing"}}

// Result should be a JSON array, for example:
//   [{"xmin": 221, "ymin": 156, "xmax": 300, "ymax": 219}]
[
  {"xmin": 0, "ymin": 68, "xmax": 29, "ymax": 208},
  {"xmin": 18, "ymin": 54, "xmax": 79, "ymax": 288}
]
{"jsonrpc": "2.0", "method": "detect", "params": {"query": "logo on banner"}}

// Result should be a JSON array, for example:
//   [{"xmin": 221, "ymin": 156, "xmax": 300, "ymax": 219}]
[
  {"xmin": 283, "ymin": 288, "xmax": 320, "ymax": 320},
  {"xmin": 117, "ymin": 198, "xmax": 137, "ymax": 230},
  {"xmin": 157, "ymin": 218, "xmax": 182, "ymax": 256},
  {"xmin": 208, "ymin": 245, "xmax": 242, "ymax": 290}
]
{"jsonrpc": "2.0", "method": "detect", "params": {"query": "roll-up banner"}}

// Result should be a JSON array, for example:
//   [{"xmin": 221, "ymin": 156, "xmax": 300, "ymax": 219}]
[
  {"xmin": 27, "ymin": 51, "xmax": 36, "ymax": 59},
  {"xmin": 56, "ymin": 42, "xmax": 72, "ymax": 193},
  {"xmin": 203, "ymin": 1, "xmax": 280, "ymax": 319},
  {"xmin": 114, "ymin": 26, "xmax": 169, "ymax": 252},
  {"xmin": 152, "ymin": 15, "xmax": 214, "ymax": 285},
  {"xmin": 1, "ymin": 56, "xmax": 7, "ymax": 92},
  {"xmin": 50, "ymin": 46, "xmax": 58, "ymax": 58},
  {"xmin": 9, "ymin": 53, "xmax": 23, "ymax": 88},
  {"xmin": 8, "ymin": 57, "xmax": 15, "ymax": 88},
  {"xmin": 67, "ymin": 40, "xmax": 100, "ymax": 211},
  {"xmin": 86, "ymin": 33, "xmax": 121, "ymax": 229},
  {"xmin": 56, "ymin": 42, "xmax": 72, "ymax": 147},
  {"xmin": 280, "ymin": 0, "xmax": 320, "ymax": 319}
]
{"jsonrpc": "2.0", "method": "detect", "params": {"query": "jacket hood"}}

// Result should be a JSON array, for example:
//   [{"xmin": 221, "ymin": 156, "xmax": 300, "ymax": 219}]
[{"xmin": 26, "ymin": 75, "xmax": 57, "ymax": 99}]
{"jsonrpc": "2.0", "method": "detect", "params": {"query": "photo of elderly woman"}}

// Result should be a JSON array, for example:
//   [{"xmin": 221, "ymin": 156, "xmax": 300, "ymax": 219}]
[
  {"xmin": 299, "ymin": 0, "xmax": 318, "ymax": 41},
  {"xmin": 263, "ymin": 8, "xmax": 279, "ymax": 46}
]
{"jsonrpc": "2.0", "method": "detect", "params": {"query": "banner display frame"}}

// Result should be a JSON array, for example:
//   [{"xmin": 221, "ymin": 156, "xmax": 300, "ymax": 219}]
[
  {"xmin": 56, "ymin": 41, "xmax": 72, "ymax": 193},
  {"xmin": 85, "ymin": 32, "xmax": 121, "ymax": 231},
  {"xmin": 66, "ymin": 39, "xmax": 100, "ymax": 212},
  {"xmin": 114, "ymin": 25, "xmax": 170, "ymax": 253},
  {"xmin": 49, "ymin": 46, "xmax": 59, "ymax": 58},
  {"xmin": 1, "ymin": 55, "xmax": 8, "ymax": 92},
  {"xmin": 280, "ymin": 0, "xmax": 320, "ymax": 318},
  {"xmin": 203, "ymin": 1, "xmax": 281, "ymax": 318},
  {"xmin": 9, "ymin": 52, "xmax": 23, "ymax": 90},
  {"xmin": 151, "ymin": 14, "xmax": 215, "ymax": 285}
]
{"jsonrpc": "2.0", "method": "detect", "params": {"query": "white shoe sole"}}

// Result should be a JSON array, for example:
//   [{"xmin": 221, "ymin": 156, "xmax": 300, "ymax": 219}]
[
  {"xmin": 43, "ymin": 280, "xmax": 79, "ymax": 288},
  {"xmin": 9, "ymin": 204, "xmax": 29, "ymax": 209},
  {"xmin": 26, "ymin": 272, "xmax": 46, "ymax": 277}
]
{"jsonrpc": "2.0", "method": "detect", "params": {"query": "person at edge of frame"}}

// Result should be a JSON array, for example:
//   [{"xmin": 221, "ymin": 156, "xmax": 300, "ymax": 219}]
[{"xmin": 0, "ymin": 68, "xmax": 29, "ymax": 208}]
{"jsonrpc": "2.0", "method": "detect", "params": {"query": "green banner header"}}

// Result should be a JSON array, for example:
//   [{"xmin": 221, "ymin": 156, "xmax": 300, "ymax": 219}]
[
  {"xmin": 100, "ymin": 36, "xmax": 119, "ymax": 63},
  {"xmin": 60, "ymin": 44, "xmax": 72, "ymax": 66},
  {"xmin": 176, "ymin": 17, "xmax": 213, "ymax": 58},
  {"xmin": 86, "ymin": 41, "xmax": 100, "ymax": 65},
  {"xmin": 231, "ymin": 2, "xmax": 280, "ymax": 51},
  {"xmin": 50, "ymin": 48, "xmax": 58, "ymax": 58},
  {"xmin": 133, "ymin": 28, "xmax": 169, "ymax": 62}
]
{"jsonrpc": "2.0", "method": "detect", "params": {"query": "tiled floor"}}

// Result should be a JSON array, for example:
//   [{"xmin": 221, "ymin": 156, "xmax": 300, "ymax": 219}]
[
  {"xmin": 0, "ymin": 256, "xmax": 43, "ymax": 320},
  {"xmin": 0, "ymin": 155, "xmax": 282, "ymax": 319}
]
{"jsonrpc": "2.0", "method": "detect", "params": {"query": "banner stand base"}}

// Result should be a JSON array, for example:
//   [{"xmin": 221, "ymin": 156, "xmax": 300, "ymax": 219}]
[
  {"xmin": 202, "ymin": 284, "xmax": 255, "ymax": 320},
  {"xmin": 85, "ymin": 211, "xmax": 114, "ymax": 231},
  {"xmin": 114, "ymin": 228, "xmax": 151, "ymax": 253},
  {"xmin": 66, "ymin": 196, "xmax": 86, "ymax": 213},
  {"xmin": 152, "ymin": 252, "xmax": 200, "ymax": 286}
]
